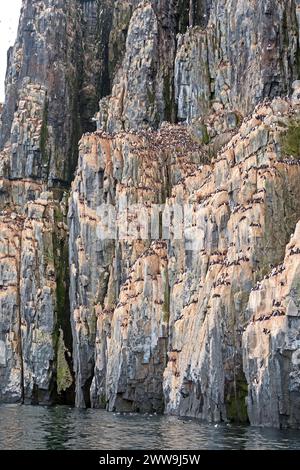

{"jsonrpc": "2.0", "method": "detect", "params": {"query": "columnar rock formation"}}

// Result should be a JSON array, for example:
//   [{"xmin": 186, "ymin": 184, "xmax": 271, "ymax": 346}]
[
  {"xmin": 0, "ymin": 0, "xmax": 300, "ymax": 428},
  {"xmin": 243, "ymin": 220, "xmax": 300, "ymax": 429}
]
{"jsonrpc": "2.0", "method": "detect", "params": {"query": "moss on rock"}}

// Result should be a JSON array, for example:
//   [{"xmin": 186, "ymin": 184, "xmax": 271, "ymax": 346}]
[
  {"xmin": 226, "ymin": 372, "xmax": 249, "ymax": 423},
  {"xmin": 57, "ymin": 328, "xmax": 73, "ymax": 394},
  {"xmin": 281, "ymin": 117, "xmax": 300, "ymax": 159}
]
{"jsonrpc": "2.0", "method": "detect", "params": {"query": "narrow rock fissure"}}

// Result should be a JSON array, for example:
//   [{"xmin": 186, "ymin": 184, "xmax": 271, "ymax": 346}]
[{"xmin": 16, "ymin": 227, "xmax": 25, "ymax": 404}]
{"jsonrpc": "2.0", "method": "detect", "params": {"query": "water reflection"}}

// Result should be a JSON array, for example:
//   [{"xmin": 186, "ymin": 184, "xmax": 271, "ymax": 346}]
[
  {"xmin": 42, "ymin": 406, "xmax": 73, "ymax": 450},
  {"xmin": 0, "ymin": 404, "xmax": 300, "ymax": 450}
]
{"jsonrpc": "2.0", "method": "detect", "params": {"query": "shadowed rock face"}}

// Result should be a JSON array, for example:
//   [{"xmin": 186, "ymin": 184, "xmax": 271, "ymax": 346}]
[
  {"xmin": 243, "ymin": 220, "xmax": 300, "ymax": 429},
  {"xmin": 0, "ymin": 0, "xmax": 116, "ymax": 185},
  {"xmin": 1, "ymin": 0, "xmax": 300, "ymax": 428},
  {"xmin": 175, "ymin": 0, "xmax": 299, "ymax": 124},
  {"xmin": 0, "ymin": 0, "xmax": 81, "ymax": 183}
]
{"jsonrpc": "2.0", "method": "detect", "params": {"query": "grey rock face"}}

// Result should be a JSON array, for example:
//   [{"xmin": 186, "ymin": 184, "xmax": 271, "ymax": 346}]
[
  {"xmin": 68, "ymin": 126, "xmax": 204, "ymax": 408},
  {"xmin": 98, "ymin": 1, "xmax": 178, "ymax": 132},
  {"xmin": 175, "ymin": 28, "xmax": 211, "ymax": 123},
  {"xmin": 8, "ymin": 82, "xmax": 48, "ymax": 180},
  {"xmin": 163, "ymin": 99, "xmax": 300, "ymax": 422},
  {"xmin": 68, "ymin": 134, "xmax": 117, "ymax": 407},
  {"xmin": 175, "ymin": 0, "xmax": 299, "ymax": 125},
  {"xmin": 0, "ymin": 188, "xmax": 73, "ymax": 404},
  {"xmin": 243, "ymin": 221, "xmax": 300, "ymax": 429},
  {"xmin": 0, "ymin": 0, "xmax": 116, "ymax": 185},
  {"xmin": 69, "ymin": 98, "xmax": 300, "ymax": 422},
  {"xmin": 0, "ymin": 0, "xmax": 102, "ymax": 405},
  {"xmin": 79, "ymin": 0, "xmax": 114, "ymax": 132},
  {"xmin": 104, "ymin": 242, "xmax": 169, "ymax": 413},
  {"xmin": 98, "ymin": 2, "xmax": 160, "ymax": 132},
  {"xmin": 0, "ymin": 0, "xmax": 82, "ymax": 183}
]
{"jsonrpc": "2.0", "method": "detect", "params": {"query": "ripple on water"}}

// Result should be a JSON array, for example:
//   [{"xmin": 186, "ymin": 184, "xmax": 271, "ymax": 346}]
[{"xmin": 0, "ymin": 405, "xmax": 300, "ymax": 450}]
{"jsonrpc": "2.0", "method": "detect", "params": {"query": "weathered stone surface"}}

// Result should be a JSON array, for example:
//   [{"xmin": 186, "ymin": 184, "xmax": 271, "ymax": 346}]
[
  {"xmin": 0, "ymin": 215, "xmax": 23, "ymax": 402},
  {"xmin": 79, "ymin": 0, "xmax": 114, "ymax": 132},
  {"xmin": 103, "ymin": 241, "xmax": 169, "ymax": 413},
  {"xmin": 0, "ymin": 188, "xmax": 73, "ymax": 404},
  {"xmin": 8, "ymin": 82, "xmax": 48, "ymax": 180},
  {"xmin": 69, "ymin": 97, "xmax": 300, "ymax": 420},
  {"xmin": 0, "ymin": 0, "xmax": 82, "ymax": 184},
  {"xmin": 98, "ymin": 1, "xmax": 178, "ymax": 132},
  {"xmin": 163, "ymin": 99, "xmax": 300, "ymax": 421},
  {"xmin": 0, "ymin": 0, "xmax": 117, "ymax": 184},
  {"xmin": 68, "ymin": 125, "xmax": 205, "ymax": 407},
  {"xmin": 175, "ymin": 0, "xmax": 299, "ymax": 130},
  {"xmin": 243, "ymin": 221, "xmax": 300, "ymax": 429}
]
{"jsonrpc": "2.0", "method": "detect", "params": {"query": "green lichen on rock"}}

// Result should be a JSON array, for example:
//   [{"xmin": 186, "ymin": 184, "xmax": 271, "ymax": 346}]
[
  {"xmin": 226, "ymin": 372, "xmax": 249, "ymax": 423},
  {"xmin": 44, "ymin": 245, "xmax": 54, "ymax": 265},
  {"xmin": 53, "ymin": 202, "xmax": 70, "ymax": 328},
  {"xmin": 54, "ymin": 205, "xmax": 64, "ymax": 223},
  {"xmin": 200, "ymin": 124, "xmax": 210, "ymax": 145},
  {"xmin": 43, "ymin": 229, "xmax": 55, "ymax": 266},
  {"xmin": 99, "ymin": 393, "xmax": 107, "ymax": 409},
  {"xmin": 52, "ymin": 200, "xmax": 74, "ymax": 399},
  {"xmin": 191, "ymin": 122, "xmax": 210, "ymax": 145},
  {"xmin": 280, "ymin": 117, "xmax": 300, "ymax": 159},
  {"xmin": 57, "ymin": 328, "xmax": 73, "ymax": 394}
]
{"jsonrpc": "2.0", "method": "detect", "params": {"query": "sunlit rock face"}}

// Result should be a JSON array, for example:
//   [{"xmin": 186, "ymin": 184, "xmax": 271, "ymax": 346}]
[
  {"xmin": 68, "ymin": 125, "xmax": 205, "ymax": 408},
  {"xmin": 163, "ymin": 99, "xmax": 300, "ymax": 422},
  {"xmin": 69, "ymin": 98, "xmax": 300, "ymax": 420},
  {"xmin": 1, "ymin": 0, "xmax": 300, "ymax": 429}
]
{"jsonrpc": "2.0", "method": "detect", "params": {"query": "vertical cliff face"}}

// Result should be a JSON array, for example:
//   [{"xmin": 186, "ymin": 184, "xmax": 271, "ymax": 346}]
[
  {"xmin": 79, "ymin": 0, "xmax": 113, "ymax": 132},
  {"xmin": 175, "ymin": 1, "xmax": 299, "ymax": 125},
  {"xmin": 0, "ymin": 0, "xmax": 109, "ymax": 404},
  {"xmin": 243, "ymin": 219, "xmax": 300, "ymax": 429},
  {"xmin": 1, "ymin": 0, "xmax": 300, "ymax": 428},
  {"xmin": 0, "ymin": 188, "xmax": 72, "ymax": 404},
  {"xmin": 0, "ymin": 0, "xmax": 118, "ymax": 184},
  {"xmin": 97, "ymin": 0, "xmax": 179, "ymax": 132},
  {"xmin": 69, "ymin": 125, "xmax": 205, "ymax": 408},
  {"xmin": 163, "ymin": 99, "xmax": 300, "ymax": 421},
  {"xmin": 0, "ymin": 0, "xmax": 81, "ymax": 183}
]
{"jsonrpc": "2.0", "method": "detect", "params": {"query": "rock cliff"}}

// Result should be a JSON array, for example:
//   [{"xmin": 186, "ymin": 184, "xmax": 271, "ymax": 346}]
[{"xmin": 0, "ymin": 0, "xmax": 300, "ymax": 428}]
